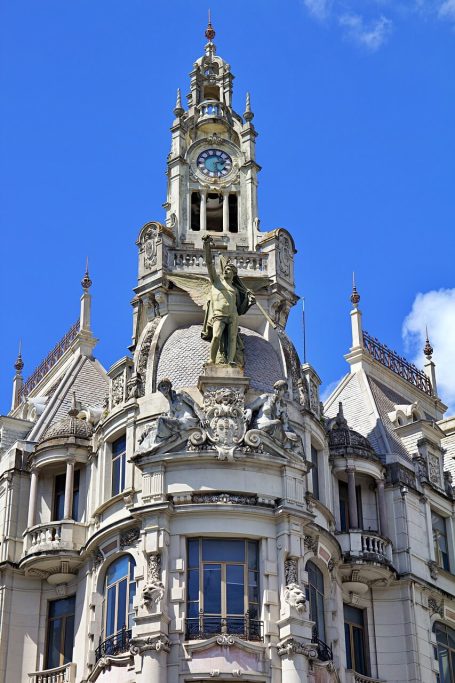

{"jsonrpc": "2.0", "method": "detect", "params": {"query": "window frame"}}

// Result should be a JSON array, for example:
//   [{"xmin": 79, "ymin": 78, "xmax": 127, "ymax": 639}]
[
  {"xmin": 186, "ymin": 538, "xmax": 259, "ymax": 633},
  {"xmin": 311, "ymin": 445, "xmax": 320, "ymax": 500},
  {"xmin": 306, "ymin": 560, "xmax": 326, "ymax": 642},
  {"xmin": 344, "ymin": 604, "xmax": 369, "ymax": 676},
  {"xmin": 111, "ymin": 435, "xmax": 127, "ymax": 497},
  {"xmin": 45, "ymin": 595, "xmax": 76, "ymax": 670},
  {"xmin": 339, "ymin": 480, "xmax": 363, "ymax": 531},
  {"xmin": 432, "ymin": 510, "xmax": 450, "ymax": 572},
  {"xmin": 102, "ymin": 555, "xmax": 136, "ymax": 641},
  {"xmin": 434, "ymin": 621, "xmax": 455, "ymax": 682}
]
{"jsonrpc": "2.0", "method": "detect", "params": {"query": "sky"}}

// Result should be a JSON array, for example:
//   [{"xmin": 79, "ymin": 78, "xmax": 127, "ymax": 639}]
[{"xmin": 1, "ymin": 0, "xmax": 454, "ymax": 414}]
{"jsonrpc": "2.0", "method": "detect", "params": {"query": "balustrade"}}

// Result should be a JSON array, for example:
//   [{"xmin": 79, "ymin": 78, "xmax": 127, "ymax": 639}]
[
  {"xmin": 169, "ymin": 249, "xmax": 268, "ymax": 274},
  {"xmin": 29, "ymin": 662, "xmax": 76, "ymax": 683},
  {"xmin": 23, "ymin": 521, "xmax": 87, "ymax": 557}
]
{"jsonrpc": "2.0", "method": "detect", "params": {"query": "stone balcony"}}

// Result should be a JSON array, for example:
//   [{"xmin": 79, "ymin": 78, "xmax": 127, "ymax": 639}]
[
  {"xmin": 346, "ymin": 671, "xmax": 383, "ymax": 683},
  {"xmin": 29, "ymin": 662, "xmax": 76, "ymax": 683},
  {"xmin": 21, "ymin": 520, "xmax": 87, "ymax": 576},
  {"xmin": 168, "ymin": 247, "xmax": 269, "ymax": 275},
  {"xmin": 337, "ymin": 530, "xmax": 394, "ymax": 583}
]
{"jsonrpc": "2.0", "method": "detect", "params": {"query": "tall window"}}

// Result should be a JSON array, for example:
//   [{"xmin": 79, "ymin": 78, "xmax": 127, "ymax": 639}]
[
  {"xmin": 228, "ymin": 194, "xmax": 238, "ymax": 232},
  {"xmin": 432, "ymin": 511, "xmax": 450, "ymax": 571},
  {"xmin": 434, "ymin": 622, "xmax": 455, "ymax": 682},
  {"xmin": 311, "ymin": 446, "xmax": 320, "ymax": 500},
  {"xmin": 339, "ymin": 481, "xmax": 363, "ymax": 531},
  {"xmin": 46, "ymin": 596, "xmax": 75, "ymax": 669},
  {"xmin": 206, "ymin": 193, "xmax": 223, "ymax": 231},
  {"xmin": 306, "ymin": 561, "xmax": 325, "ymax": 642},
  {"xmin": 344, "ymin": 604, "xmax": 368, "ymax": 675},
  {"xmin": 191, "ymin": 191, "xmax": 201, "ymax": 231},
  {"xmin": 112, "ymin": 436, "xmax": 126, "ymax": 497},
  {"xmin": 103, "ymin": 555, "xmax": 136, "ymax": 640},
  {"xmin": 186, "ymin": 538, "xmax": 260, "ymax": 639},
  {"xmin": 53, "ymin": 470, "xmax": 80, "ymax": 521}
]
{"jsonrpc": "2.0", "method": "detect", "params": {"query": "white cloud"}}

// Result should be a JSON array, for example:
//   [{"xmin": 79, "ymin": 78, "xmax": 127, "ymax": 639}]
[
  {"xmin": 402, "ymin": 288, "xmax": 455, "ymax": 414},
  {"xmin": 339, "ymin": 13, "xmax": 393, "ymax": 50},
  {"xmin": 439, "ymin": 0, "xmax": 455, "ymax": 21},
  {"xmin": 302, "ymin": 0, "xmax": 333, "ymax": 21}
]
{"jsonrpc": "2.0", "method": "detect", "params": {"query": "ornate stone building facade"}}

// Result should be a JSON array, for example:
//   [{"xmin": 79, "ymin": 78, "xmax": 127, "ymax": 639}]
[{"xmin": 1, "ymin": 20, "xmax": 455, "ymax": 683}]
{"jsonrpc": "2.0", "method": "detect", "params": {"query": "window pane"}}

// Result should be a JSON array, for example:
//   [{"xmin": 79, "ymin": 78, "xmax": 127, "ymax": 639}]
[
  {"xmin": 120, "ymin": 452, "xmax": 126, "ymax": 492},
  {"xmin": 248, "ymin": 570, "xmax": 259, "ymax": 603},
  {"xmin": 188, "ymin": 569, "xmax": 199, "ymax": 602},
  {"xmin": 344, "ymin": 604, "xmax": 364, "ymax": 626},
  {"xmin": 113, "ymin": 436, "xmax": 126, "ymax": 456},
  {"xmin": 106, "ymin": 585, "xmax": 116, "ymax": 636},
  {"xmin": 202, "ymin": 539, "xmax": 244, "ymax": 562},
  {"xmin": 46, "ymin": 618, "xmax": 63, "ymax": 669},
  {"xmin": 107, "ymin": 556, "xmax": 129, "ymax": 585},
  {"xmin": 112, "ymin": 456, "xmax": 121, "ymax": 496},
  {"xmin": 439, "ymin": 646, "xmax": 449, "ymax": 683},
  {"xmin": 188, "ymin": 539, "xmax": 199, "ymax": 568},
  {"xmin": 63, "ymin": 614, "xmax": 75, "ymax": 664},
  {"xmin": 353, "ymin": 625, "xmax": 367, "ymax": 675},
  {"xmin": 316, "ymin": 590, "xmax": 326, "ymax": 640},
  {"xmin": 248, "ymin": 541, "xmax": 258, "ymax": 570},
  {"xmin": 188, "ymin": 601, "xmax": 199, "ymax": 618},
  {"xmin": 49, "ymin": 596, "xmax": 75, "ymax": 619},
  {"xmin": 128, "ymin": 581, "xmax": 136, "ymax": 613},
  {"xmin": 203, "ymin": 564, "xmax": 221, "ymax": 613},
  {"xmin": 226, "ymin": 564, "xmax": 244, "ymax": 615},
  {"xmin": 117, "ymin": 578, "xmax": 127, "ymax": 630},
  {"xmin": 344, "ymin": 622, "xmax": 352, "ymax": 670},
  {"xmin": 311, "ymin": 446, "xmax": 320, "ymax": 499},
  {"xmin": 447, "ymin": 625, "xmax": 455, "ymax": 649}
]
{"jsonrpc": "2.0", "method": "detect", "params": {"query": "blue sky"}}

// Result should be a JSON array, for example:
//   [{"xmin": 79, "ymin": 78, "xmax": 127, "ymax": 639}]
[{"xmin": 1, "ymin": 0, "xmax": 454, "ymax": 414}]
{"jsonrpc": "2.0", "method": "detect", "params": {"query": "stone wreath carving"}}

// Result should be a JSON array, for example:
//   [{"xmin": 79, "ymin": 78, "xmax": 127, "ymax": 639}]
[{"xmin": 142, "ymin": 553, "xmax": 165, "ymax": 606}]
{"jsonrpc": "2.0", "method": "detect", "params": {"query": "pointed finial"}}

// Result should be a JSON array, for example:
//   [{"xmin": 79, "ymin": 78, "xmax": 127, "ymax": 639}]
[
  {"xmin": 244, "ymin": 92, "xmax": 254, "ymax": 122},
  {"xmin": 174, "ymin": 88, "xmax": 184, "ymax": 117},
  {"xmin": 350, "ymin": 272, "xmax": 360, "ymax": 307},
  {"xmin": 81, "ymin": 257, "xmax": 92, "ymax": 291},
  {"xmin": 205, "ymin": 9, "xmax": 216, "ymax": 42},
  {"xmin": 336, "ymin": 401, "xmax": 348, "ymax": 428},
  {"xmin": 423, "ymin": 326, "xmax": 433, "ymax": 359},
  {"xmin": 68, "ymin": 391, "xmax": 79, "ymax": 417},
  {"xmin": 14, "ymin": 339, "xmax": 24, "ymax": 374}
]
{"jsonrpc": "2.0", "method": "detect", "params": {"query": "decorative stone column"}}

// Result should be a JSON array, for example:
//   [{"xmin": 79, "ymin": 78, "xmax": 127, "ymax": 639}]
[
  {"xmin": 63, "ymin": 460, "xmax": 75, "ymax": 519},
  {"xmin": 200, "ymin": 191, "xmax": 207, "ymax": 232},
  {"xmin": 278, "ymin": 638, "xmax": 317, "ymax": 682},
  {"xmin": 222, "ymin": 192, "xmax": 229, "ymax": 232},
  {"xmin": 347, "ymin": 468, "xmax": 358, "ymax": 529},
  {"xmin": 27, "ymin": 468, "xmax": 38, "ymax": 528},
  {"xmin": 377, "ymin": 479, "xmax": 388, "ymax": 538}
]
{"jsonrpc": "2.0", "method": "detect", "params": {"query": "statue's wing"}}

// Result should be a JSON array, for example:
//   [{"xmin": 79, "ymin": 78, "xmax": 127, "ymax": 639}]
[
  {"xmin": 242, "ymin": 276, "xmax": 271, "ymax": 292},
  {"xmin": 167, "ymin": 273, "xmax": 212, "ymax": 308}
]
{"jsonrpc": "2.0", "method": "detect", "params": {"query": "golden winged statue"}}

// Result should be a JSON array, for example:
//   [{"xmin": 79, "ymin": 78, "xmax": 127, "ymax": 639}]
[{"xmin": 167, "ymin": 236, "xmax": 271, "ymax": 366}]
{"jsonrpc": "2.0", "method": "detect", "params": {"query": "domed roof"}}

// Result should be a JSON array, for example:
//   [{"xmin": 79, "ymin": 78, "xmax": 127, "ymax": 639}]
[
  {"xmin": 40, "ymin": 394, "xmax": 93, "ymax": 443},
  {"xmin": 327, "ymin": 403, "xmax": 376, "ymax": 458},
  {"xmin": 155, "ymin": 324, "xmax": 283, "ymax": 393}
]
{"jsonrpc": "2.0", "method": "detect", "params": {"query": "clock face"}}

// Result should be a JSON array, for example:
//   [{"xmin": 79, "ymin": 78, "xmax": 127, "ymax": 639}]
[{"xmin": 197, "ymin": 149, "xmax": 233, "ymax": 178}]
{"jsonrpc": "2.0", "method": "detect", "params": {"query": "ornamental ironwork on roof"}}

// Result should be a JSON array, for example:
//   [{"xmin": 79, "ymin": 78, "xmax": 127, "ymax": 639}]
[
  {"xmin": 363, "ymin": 331, "xmax": 433, "ymax": 396},
  {"xmin": 18, "ymin": 320, "xmax": 80, "ymax": 402}
]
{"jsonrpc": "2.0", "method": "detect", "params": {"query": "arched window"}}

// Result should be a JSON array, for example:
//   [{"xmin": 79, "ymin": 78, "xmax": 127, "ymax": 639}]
[
  {"xmin": 103, "ymin": 555, "xmax": 136, "ymax": 640},
  {"xmin": 306, "ymin": 560, "xmax": 325, "ymax": 642},
  {"xmin": 434, "ymin": 622, "xmax": 455, "ymax": 682}
]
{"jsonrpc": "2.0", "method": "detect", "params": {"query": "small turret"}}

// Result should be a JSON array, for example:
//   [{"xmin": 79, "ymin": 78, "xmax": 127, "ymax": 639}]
[
  {"xmin": 11, "ymin": 341, "xmax": 24, "ymax": 410},
  {"xmin": 423, "ymin": 327, "xmax": 438, "ymax": 396},
  {"xmin": 350, "ymin": 273, "xmax": 363, "ymax": 350}
]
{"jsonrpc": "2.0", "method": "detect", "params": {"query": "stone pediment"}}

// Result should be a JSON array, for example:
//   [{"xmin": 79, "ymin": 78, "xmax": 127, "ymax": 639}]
[{"xmin": 183, "ymin": 637, "xmax": 266, "ymax": 678}]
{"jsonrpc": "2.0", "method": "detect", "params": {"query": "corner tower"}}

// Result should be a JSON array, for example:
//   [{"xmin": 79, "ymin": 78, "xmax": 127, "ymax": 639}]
[{"xmin": 165, "ymin": 19, "xmax": 260, "ymax": 249}]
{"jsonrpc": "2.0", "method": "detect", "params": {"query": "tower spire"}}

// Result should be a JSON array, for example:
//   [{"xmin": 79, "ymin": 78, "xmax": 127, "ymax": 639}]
[
  {"xmin": 349, "ymin": 273, "xmax": 363, "ymax": 350},
  {"xmin": 174, "ymin": 88, "xmax": 184, "ymax": 118},
  {"xmin": 205, "ymin": 9, "xmax": 216, "ymax": 42},
  {"xmin": 11, "ymin": 339, "xmax": 24, "ymax": 410},
  {"xmin": 423, "ymin": 325, "xmax": 438, "ymax": 396},
  {"xmin": 244, "ymin": 92, "xmax": 254, "ymax": 122},
  {"xmin": 80, "ymin": 257, "xmax": 92, "ymax": 334}
]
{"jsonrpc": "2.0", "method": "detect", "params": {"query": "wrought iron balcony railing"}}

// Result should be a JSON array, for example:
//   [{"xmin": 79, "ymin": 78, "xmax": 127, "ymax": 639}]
[
  {"xmin": 95, "ymin": 626, "xmax": 131, "ymax": 662},
  {"xmin": 312, "ymin": 626, "xmax": 333, "ymax": 662},
  {"xmin": 185, "ymin": 612, "xmax": 263, "ymax": 642}
]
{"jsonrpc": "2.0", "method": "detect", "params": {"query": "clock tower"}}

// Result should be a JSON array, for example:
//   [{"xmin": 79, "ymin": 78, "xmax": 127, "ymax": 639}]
[{"xmin": 164, "ymin": 18, "xmax": 260, "ymax": 250}]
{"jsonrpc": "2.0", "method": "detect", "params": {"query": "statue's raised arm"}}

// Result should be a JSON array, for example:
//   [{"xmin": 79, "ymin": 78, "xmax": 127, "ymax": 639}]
[{"xmin": 202, "ymin": 235, "xmax": 219, "ymax": 286}]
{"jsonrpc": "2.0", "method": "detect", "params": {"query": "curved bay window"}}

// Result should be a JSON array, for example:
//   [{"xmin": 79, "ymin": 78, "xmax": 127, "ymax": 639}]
[
  {"xmin": 97, "ymin": 555, "xmax": 136, "ymax": 661},
  {"xmin": 186, "ymin": 538, "xmax": 262, "ymax": 641},
  {"xmin": 434, "ymin": 622, "xmax": 455, "ymax": 682}
]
